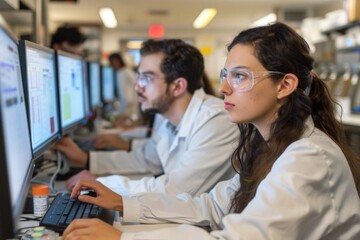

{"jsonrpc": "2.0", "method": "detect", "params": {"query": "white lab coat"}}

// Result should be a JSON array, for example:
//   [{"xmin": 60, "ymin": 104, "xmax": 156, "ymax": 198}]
[
  {"xmin": 120, "ymin": 117, "xmax": 360, "ymax": 240},
  {"xmin": 116, "ymin": 67, "xmax": 139, "ymax": 117},
  {"xmin": 91, "ymin": 89, "xmax": 239, "ymax": 197}
]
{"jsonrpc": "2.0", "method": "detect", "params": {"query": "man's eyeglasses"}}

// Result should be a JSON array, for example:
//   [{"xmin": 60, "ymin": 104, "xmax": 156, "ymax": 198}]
[
  {"xmin": 220, "ymin": 68, "xmax": 285, "ymax": 92},
  {"xmin": 135, "ymin": 72, "xmax": 156, "ymax": 88}
]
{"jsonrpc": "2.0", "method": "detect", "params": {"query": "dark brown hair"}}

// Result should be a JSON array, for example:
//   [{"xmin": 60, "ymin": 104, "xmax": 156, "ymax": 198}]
[
  {"xmin": 140, "ymin": 39, "xmax": 204, "ymax": 94},
  {"xmin": 108, "ymin": 52, "xmax": 126, "ymax": 67},
  {"xmin": 50, "ymin": 24, "xmax": 86, "ymax": 48}
]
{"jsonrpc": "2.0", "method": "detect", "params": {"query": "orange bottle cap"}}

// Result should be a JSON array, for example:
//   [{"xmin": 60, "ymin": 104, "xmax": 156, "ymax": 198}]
[{"xmin": 32, "ymin": 185, "xmax": 49, "ymax": 196}]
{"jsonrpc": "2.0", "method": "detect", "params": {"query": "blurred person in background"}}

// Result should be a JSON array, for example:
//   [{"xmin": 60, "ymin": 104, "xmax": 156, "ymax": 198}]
[
  {"xmin": 50, "ymin": 24, "xmax": 86, "ymax": 56},
  {"xmin": 108, "ymin": 52, "xmax": 141, "ymax": 129}
]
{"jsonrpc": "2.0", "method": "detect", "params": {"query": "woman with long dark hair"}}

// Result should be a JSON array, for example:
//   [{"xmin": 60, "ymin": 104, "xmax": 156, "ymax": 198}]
[{"xmin": 63, "ymin": 22, "xmax": 360, "ymax": 240}]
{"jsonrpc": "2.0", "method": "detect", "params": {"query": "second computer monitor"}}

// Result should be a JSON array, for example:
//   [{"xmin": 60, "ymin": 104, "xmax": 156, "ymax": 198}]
[
  {"xmin": 101, "ymin": 65, "xmax": 115, "ymax": 103},
  {"xmin": 56, "ymin": 50, "xmax": 86, "ymax": 135},
  {"xmin": 88, "ymin": 61, "xmax": 101, "ymax": 108},
  {"xmin": 19, "ymin": 40, "xmax": 60, "ymax": 159}
]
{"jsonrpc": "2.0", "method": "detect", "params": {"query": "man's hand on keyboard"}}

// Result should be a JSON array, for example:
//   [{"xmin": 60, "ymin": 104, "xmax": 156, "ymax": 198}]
[
  {"xmin": 71, "ymin": 180, "xmax": 123, "ymax": 212},
  {"xmin": 93, "ymin": 133, "xmax": 131, "ymax": 150},
  {"xmin": 52, "ymin": 136, "xmax": 88, "ymax": 167},
  {"xmin": 62, "ymin": 218, "xmax": 122, "ymax": 240}
]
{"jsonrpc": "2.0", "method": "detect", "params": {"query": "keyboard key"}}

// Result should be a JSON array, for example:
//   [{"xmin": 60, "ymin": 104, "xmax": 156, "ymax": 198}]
[
  {"xmin": 90, "ymin": 205, "xmax": 99, "ymax": 217},
  {"xmin": 75, "ymin": 203, "xmax": 86, "ymax": 219},
  {"xmin": 82, "ymin": 204, "xmax": 92, "ymax": 219},
  {"xmin": 65, "ymin": 200, "xmax": 80, "ymax": 225},
  {"xmin": 63, "ymin": 198, "xmax": 75, "ymax": 216},
  {"xmin": 58, "ymin": 215, "xmax": 67, "ymax": 226}
]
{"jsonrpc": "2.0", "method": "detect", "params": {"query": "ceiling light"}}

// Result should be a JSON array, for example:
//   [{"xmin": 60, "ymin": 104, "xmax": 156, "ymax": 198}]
[
  {"xmin": 193, "ymin": 8, "xmax": 217, "ymax": 29},
  {"xmin": 99, "ymin": 8, "xmax": 118, "ymax": 28},
  {"xmin": 252, "ymin": 13, "xmax": 277, "ymax": 27}
]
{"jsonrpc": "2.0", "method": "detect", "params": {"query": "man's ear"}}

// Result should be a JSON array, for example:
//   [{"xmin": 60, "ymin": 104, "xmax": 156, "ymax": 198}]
[
  {"xmin": 172, "ymin": 77, "xmax": 188, "ymax": 97},
  {"xmin": 277, "ymin": 73, "xmax": 298, "ymax": 100}
]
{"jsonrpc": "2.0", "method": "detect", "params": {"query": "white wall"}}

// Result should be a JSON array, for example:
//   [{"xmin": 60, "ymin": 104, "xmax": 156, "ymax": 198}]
[{"xmin": 101, "ymin": 27, "xmax": 238, "ymax": 84}]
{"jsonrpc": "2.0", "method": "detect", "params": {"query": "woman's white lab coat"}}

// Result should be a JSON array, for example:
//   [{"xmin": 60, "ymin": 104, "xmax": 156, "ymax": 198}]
[{"xmin": 120, "ymin": 118, "xmax": 360, "ymax": 239}]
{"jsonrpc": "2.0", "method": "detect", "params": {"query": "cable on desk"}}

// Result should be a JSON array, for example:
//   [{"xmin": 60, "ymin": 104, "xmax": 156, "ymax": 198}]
[
  {"xmin": 30, "ymin": 152, "xmax": 62, "ymax": 194},
  {"xmin": 19, "ymin": 216, "xmax": 42, "ymax": 222},
  {"xmin": 48, "ymin": 151, "xmax": 62, "ymax": 193}
]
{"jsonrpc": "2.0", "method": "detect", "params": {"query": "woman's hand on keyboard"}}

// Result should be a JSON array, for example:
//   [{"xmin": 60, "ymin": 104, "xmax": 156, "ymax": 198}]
[
  {"xmin": 62, "ymin": 218, "xmax": 122, "ymax": 240},
  {"xmin": 71, "ymin": 179, "xmax": 123, "ymax": 212}
]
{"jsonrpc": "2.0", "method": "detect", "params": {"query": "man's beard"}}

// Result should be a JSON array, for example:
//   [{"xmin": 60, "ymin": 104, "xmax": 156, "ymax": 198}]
[{"xmin": 142, "ymin": 86, "xmax": 175, "ymax": 115}]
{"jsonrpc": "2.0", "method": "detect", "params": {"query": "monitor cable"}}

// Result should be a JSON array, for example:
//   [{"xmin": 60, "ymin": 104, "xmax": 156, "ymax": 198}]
[{"xmin": 48, "ymin": 151, "xmax": 62, "ymax": 194}]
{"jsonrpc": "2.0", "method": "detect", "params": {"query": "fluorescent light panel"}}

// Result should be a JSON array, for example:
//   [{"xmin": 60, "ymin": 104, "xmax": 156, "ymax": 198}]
[
  {"xmin": 99, "ymin": 8, "xmax": 118, "ymax": 28},
  {"xmin": 193, "ymin": 8, "xmax": 217, "ymax": 29},
  {"xmin": 252, "ymin": 13, "xmax": 277, "ymax": 27}
]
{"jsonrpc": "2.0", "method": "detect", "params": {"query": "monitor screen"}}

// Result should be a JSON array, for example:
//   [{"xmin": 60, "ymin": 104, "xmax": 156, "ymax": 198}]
[
  {"xmin": 88, "ymin": 62, "xmax": 101, "ymax": 108},
  {"xmin": 0, "ymin": 26, "xmax": 33, "ymax": 239},
  {"xmin": 19, "ymin": 40, "xmax": 60, "ymax": 158},
  {"xmin": 101, "ymin": 66, "xmax": 115, "ymax": 103},
  {"xmin": 56, "ymin": 50, "xmax": 85, "ymax": 135}
]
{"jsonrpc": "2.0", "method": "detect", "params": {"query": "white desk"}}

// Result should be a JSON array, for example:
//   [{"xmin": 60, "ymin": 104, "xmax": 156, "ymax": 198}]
[{"xmin": 18, "ymin": 214, "xmax": 179, "ymax": 239}]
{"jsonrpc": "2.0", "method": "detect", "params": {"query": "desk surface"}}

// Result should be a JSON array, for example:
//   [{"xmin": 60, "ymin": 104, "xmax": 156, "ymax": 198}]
[{"xmin": 18, "ymin": 215, "xmax": 178, "ymax": 239}]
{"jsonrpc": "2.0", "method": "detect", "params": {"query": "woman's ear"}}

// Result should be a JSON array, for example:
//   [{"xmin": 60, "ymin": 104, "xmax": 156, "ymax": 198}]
[
  {"xmin": 277, "ymin": 73, "xmax": 298, "ymax": 100},
  {"xmin": 172, "ymin": 77, "xmax": 188, "ymax": 97}
]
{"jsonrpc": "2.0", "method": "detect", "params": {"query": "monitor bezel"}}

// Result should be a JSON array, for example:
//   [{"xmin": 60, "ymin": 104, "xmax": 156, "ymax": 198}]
[
  {"xmin": 19, "ymin": 40, "xmax": 61, "ymax": 160},
  {"xmin": 0, "ymin": 25, "xmax": 35, "ymax": 239},
  {"xmin": 82, "ymin": 59, "xmax": 90, "ymax": 119},
  {"xmin": 55, "ymin": 50, "xmax": 86, "ymax": 136}
]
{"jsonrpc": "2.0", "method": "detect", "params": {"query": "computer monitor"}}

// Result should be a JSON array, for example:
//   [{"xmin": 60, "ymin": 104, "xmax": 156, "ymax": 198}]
[
  {"xmin": 88, "ymin": 61, "xmax": 101, "ymax": 108},
  {"xmin": 19, "ymin": 40, "xmax": 61, "ymax": 159},
  {"xmin": 0, "ymin": 25, "xmax": 33, "ymax": 239},
  {"xmin": 56, "ymin": 50, "xmax": 86, "ymax": 135},
  {"xmin": 101, "ymin": 65, "xmax": 115, "ymax": 103}
]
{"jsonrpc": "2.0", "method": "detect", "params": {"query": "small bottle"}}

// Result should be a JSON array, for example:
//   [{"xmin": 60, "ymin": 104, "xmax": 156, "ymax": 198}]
[{"xmin": 32, "ymin": 185, "xmax": 49, "ymax": 217}]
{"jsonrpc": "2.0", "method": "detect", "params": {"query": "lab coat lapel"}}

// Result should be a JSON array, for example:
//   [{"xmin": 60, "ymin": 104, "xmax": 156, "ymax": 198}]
[
  {"xmin": 167, "ymin": 89, "xmax": 206, "ymax": 153},
  {"xmin": 155, "ymin": 122, "xmax": 170, "ymax": 165}
]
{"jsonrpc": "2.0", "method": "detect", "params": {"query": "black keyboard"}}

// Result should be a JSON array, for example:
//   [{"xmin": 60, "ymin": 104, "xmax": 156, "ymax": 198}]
[{"xmin": 40, "ymin": 192, "xmax": 114, "ymax": 233}]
